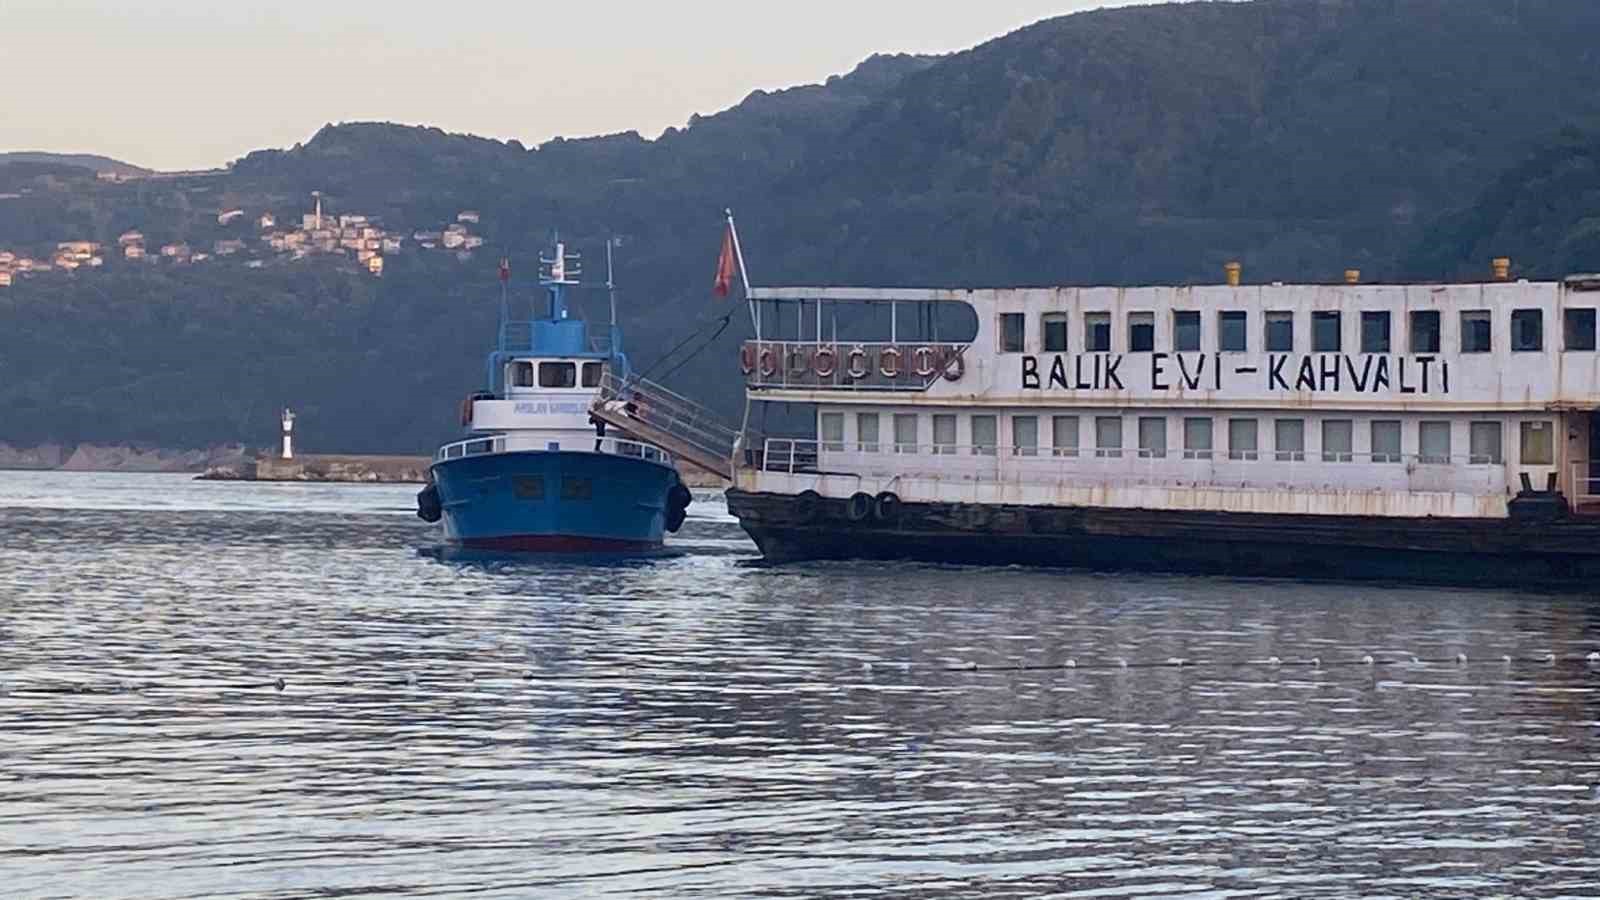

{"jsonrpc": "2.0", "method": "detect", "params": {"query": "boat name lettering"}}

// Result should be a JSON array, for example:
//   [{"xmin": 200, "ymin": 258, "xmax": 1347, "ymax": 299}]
[
  {"xmin": 513, "ymin": 401, "xmax": 591, "ymax": 415},
  {"xmin": 1021, "ymin": 353, "xmax": 1451, "ymax": 394}
]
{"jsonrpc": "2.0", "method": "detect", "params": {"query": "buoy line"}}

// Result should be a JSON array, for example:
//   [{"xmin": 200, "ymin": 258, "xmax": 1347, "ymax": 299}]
[{"xmin": 0, "ymin": 652, "xmax": 1596, "ymax": 697}]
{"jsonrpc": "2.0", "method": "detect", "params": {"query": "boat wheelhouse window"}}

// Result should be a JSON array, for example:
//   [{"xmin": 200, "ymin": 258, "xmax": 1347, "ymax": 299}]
[
  {"xmin": 1410, "ymin": 310, "xmax": 1441, "ymax": 353},
  {"xmin": 1371, "ymin": 420, "xmax": 1402, "ymax": 463},
  {"xmin": 1173, "ymin": 311, "xmax": 1201, "ymax": 352},
  {"xmin": 1564, "ymin": 308, "xmax": 1597, "ymax": 351},
  {"xmin": 933, "ymin": 414, "xmax": 957, "ymax": 455},
  {"xmin": 1137, "ymin": 417, "xmax": 1167, "ymax": 459},
  {"xmin": 1511, "ymin": 309, "xmax": 1543, "ymax": 352},
  {"xmin": 1052, "ymin": 416, "xmax": 1079, "ymax": 458},
  {"xmin": 1128, "ymin": 312, "xmax": 1155, "ymax": 352},
  {"xmin": 999, "ymin": 313, "xmax": 1026, "ymax": 353},
  {"xmin": 1469, "ymin": 421, "xmax": 1503, "ymax": 465},
  {"xmin": 820, "ymin": 412, "xmax": 844, "ymax": 452},
  {"xmin": 510, "ymin": 361, "xmax": 536, "ymax": 387},
  {"xmin": 1183, "ymin": 417, "xmax": 1213, "ymax": 460},
  {"xmin": 1085, "ymin": 313, "xmax": 1112, "ymax": 352},
  {"xmin": 1012, "ymin": 416, "xmax": 1039, "ymax": 457},
  {"xmin": 1460, "ymin": 310, "xmax": 1492, "ymax": 353},
  {"xmin": 1219, "ymin": 311, "xmax": 1248, "ymax": 352},
  {"xmin": 538, "ymin": 361, "xmax": 577, "ymax": 388},
  {"xmin": 1095, "ymin": 416, "xmax": 1123, "ymax": 459},
  {"xmin": 1274, "ymin": 418, "xmax": 1305, "ymax": 462},
  {"xmin": 971, "ymin": 415, "xmax": 998, "ymax": 456},
  {"xmin": 1265, "ymin": 311, "xmax": 1294, "ymax": 352},
  {"xmin": 894, "ymin": 414, "xmax": 918, "ymax": 453},
  {"xmin": 1042, "ymin": 313, "xmax": 1069, "ymax": 352},
  {"xmin": 1312, "ymin": 311, "xmax": 1342, "ymax": 352},
  {"xmin": 1419, "ymin": 420, "xmax": 1452, "ymax": 464},
  {"xmin": 1322, "ymin": 419, "xmax": 1354, "ymax": 462},
  {"xmin": 1520, "ymin": 420, "xmax": 1554, "ymax": 465},
  {"xmin": 1228, "ymin": 418, "xmax": 1258, "ymax": 460},
  {"xmin": 857, "ymin": 413, "xmax": 880, "ymax": 453},
  {"xmin": 1361, "ymin": 311, "xmax": 1391, "ymax": 354},
  {"xmin": 581, "ymin": 361, "xmax": 603, "ymax": 388}
]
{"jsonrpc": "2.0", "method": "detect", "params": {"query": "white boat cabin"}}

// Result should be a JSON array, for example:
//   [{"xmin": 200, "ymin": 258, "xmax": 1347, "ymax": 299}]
[{"xmin": 737, "ymin": 273, "xmax": 1600, "ymax": 519}]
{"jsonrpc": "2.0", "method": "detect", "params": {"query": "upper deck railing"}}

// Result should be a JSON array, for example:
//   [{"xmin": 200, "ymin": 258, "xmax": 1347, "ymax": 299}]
[
  {"xmin": 592, "ymin": 372, "xmax": 739, "ymax": 478},
  {"xmin": 742, "ymin": 341, "xmax": 971, "ymax": 392},
  {"xmin": 434, "ymin": 433, "xmax": 671, "ymax": 466}
]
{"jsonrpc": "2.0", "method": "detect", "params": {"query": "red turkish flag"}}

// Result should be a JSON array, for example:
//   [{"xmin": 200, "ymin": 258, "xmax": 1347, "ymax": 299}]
[{"xmin": 713, "ymin": 226, "xmax": 736, "ymax": 298}]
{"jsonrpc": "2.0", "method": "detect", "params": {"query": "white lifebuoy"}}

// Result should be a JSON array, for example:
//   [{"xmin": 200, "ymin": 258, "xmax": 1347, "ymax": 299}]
[
  {"xmin": 879, "ymin": 346, "xmax": 903, "ymax": 378},
  {"xmin": 846, "ymin": 346, "xmax": 870, "ymax": 379},
  {"xmin": 813, "ymin": 346, "xmax": 838, "ymax": 378},
  {"xmin": 912, "ymin": 346, "xmax": 937, "ymax": 378},
  {"xmin": 758, "ymin": 346, "xmax": 778, "ymax": 378}
]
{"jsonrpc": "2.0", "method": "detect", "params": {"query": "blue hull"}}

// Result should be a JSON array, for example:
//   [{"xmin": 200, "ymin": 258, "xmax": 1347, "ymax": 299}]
[{"xmin": 432, "ymin": 450, "xmax": 676, "ymax": 552}]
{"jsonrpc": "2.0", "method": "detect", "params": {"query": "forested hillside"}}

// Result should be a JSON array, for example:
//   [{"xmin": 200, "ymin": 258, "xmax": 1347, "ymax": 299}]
[{"xmin": 4, "ymin": 0, "xmax": 1600, "ymax": 454}]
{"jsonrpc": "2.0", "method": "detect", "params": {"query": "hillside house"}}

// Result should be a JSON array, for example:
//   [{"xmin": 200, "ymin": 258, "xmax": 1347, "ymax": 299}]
[
  {"xmin": 258, "ymin": 213, "xmax": 276, "ymax": 229},
  {"xmin": 217, "ymin": 209, "xmax": 245, "ymax": 225},
  {"xmin": 457, "ymin": 210, "xmax": 480, "ymax": 223}
]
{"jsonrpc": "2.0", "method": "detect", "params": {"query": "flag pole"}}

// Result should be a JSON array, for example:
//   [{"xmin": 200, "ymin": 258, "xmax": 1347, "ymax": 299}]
[{"xmin": 726, "ymin": 208, "xmax": 758, "ymax": 338}]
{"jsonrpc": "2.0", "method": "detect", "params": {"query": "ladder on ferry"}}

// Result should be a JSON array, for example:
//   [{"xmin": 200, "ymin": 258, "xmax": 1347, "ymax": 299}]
[{"xmin": 590, "ymin": 372, "xmax": 738, "ymax": 481}]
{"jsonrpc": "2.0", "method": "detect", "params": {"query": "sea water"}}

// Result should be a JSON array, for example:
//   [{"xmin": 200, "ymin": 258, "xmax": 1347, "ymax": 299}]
[{"xmin": 1, "ymin": 471, "xmax": 1597, "ymax": 897}]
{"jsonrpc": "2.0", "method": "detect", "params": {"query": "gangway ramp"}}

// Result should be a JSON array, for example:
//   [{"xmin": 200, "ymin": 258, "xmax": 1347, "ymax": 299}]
[{"xmin": 592, "ymin": 373, "xmax": 737, "ymax": 481}]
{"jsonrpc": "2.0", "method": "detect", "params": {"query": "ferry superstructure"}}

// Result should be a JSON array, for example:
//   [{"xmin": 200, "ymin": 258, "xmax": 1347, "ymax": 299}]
[
  {"xmin": 723, "ymin": 265, "xmax": 1600, "ymax": 587},
  {"xmin": 416, "ymin": 241, "xmax": 691, "ymax": 553}
]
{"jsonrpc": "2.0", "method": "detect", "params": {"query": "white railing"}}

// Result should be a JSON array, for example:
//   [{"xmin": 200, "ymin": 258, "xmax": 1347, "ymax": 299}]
[
  {"xmin": 756, "ymin": 438, "xmax": 1514, "ymax": 494},
  {"xmin": 742, "ymin": 341, "xmax": 970, "ymax": 392},
  {"xmin": 1569, "ymin": 462, "xmax": 1600, "ymax": 501},
  {"xmin": 435, "ymin": 434, "xmax": 672, "ymax": 466},
  {"xmin": 597, "ymin": 371, "xmax": 739, "ymax": 466}
]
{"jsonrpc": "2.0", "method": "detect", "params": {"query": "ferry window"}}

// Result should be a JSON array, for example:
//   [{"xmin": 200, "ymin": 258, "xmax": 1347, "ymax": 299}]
[
  {"xmin": 1228, "ymin": 418, "xmax": 1259, "ymax": 460},
  {"xmin": 1183, "ymin": 417, "xmax": 1213, "ymax": 460},
  {"xmin": 1052, "ymin": 416, "xmax": 1080, "ymax": 458},
  {"xmin": 971, "ymin": 415, "xmax": 998, "ymax": 456},
  {"xmin": 1274, "ymin": 419, "xmax": 1305, "ymax": 462},
  {"xmin": 1095, "ymin": 416, "xmax": 1123, "ymax": 459},
  {"xmin": 1470, "ymin": 421, "xmax": 1503, "ymax": 464},
  {"xmin": 894, "ymin": 414, "xmax": 918, "ymax": 454},
  {"xmin": 1219, "ymin": 311, "xmax": 1248, "ymax": 352},
  {"xmin": 1013, "ymin": 416, "xmax": 1039, "ymax": 457},
  {"xmin": 510, "ymin": 361, "xmax": 536, "ymax": 387},
  {"xmin": 1520, "ymin": 420, "xmax": 1554, "ymax": 465},
  {"xmin": 1410, "ymin": 310, "xmax": 1441, "ymax": 353},
  {"xmin": 1265, "ymin": 311, "xmax": 1294, "ymax": 352},
  {"xmin": 857, "ymin": 413, "xmax": 880, "ymax": 453},
  {"xmin": 538, "ymin": 361, "xmax": 577, "ymax": 388},
  {"xmin": 820, "ymin": 412, "xmax": 844, "ymax": 452},
  {"xmin": 1419, "ymin": 421, "xmax": 1452, "ymax": 464},
  {"xmin": 1042, "ymin": 313, "xmax": 1069, "ymax": 352},
  {"xmin": 1361, "ymin": 311, "xmax": 1391, "ymax": 353},
  {"xmin": 1322, "ymin": 420, "xmax": 1354, "ymax": 462},
  {"xmin": 1173, "ymin": 311, "xmax": 1201, "ymax": 352},
  {"xmin": 581, "ymin": 361, "xmax": 604, "ymax": 388},
  {"xmin": 1085, "ymin": 313, "xmax": 1112, "ymax": 352},
  {"xmin": 933, "ymin": 414, "xmax": 957, "ymax": 455},
  {"xmin": 1371, "ymin": 420, "xmax": 1403, "ymax": 463},
  {"xmin": 1564, "ymin": 308, "xmax": 1597, "ymax": 351},
  {"xmin": 1128, "ymin": 312, "xmax": 1155, "ymax": 352},
  {"xmin": 999, "ymin": 313, "xmax": 1026, "ymax": 353},
  {"xmin": 1312, "ymin": 311, "xmax": 1342, "ymax": 352},
  {"xmin": 1460, "ymin": 310, "xmax": 1492, "ymax": 353},
  {"xmin": 1511, "ymin": 309, "xmax": 1543, "ymax": 352},
  {"xmin": 1138, "ymin": 417, "xmax": 1167, "ymax": 459},
  {"xmin": 560, "ymin": 477, "xmax": 593, "ymax": 501}
]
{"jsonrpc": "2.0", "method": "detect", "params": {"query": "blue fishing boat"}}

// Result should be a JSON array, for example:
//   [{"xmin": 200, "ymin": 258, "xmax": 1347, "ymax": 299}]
[{"xmin": 416, "ymin": 239, "xmax": 691, "ymax": 552}]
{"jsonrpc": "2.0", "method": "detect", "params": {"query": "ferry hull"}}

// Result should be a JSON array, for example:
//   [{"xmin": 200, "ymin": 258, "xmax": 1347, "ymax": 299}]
[
  {"xmin": 433, "ymin": 450, "xmax": 676, "ymax": 553},
  {"xmin": 727, "ymin": 489, "xmax": 1600, "ymax": 590}
]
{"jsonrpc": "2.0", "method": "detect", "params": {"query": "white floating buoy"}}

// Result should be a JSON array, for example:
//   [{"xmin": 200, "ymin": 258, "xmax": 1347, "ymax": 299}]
[
  {"xmin": 1065, "ymin": 658, "xmax": 1077, "ymax": 669},
  {"xmin": 1410, "ymin": 655, "xmax": 1422, "ymax": 666},
  {"xmin": 1544, "ymin": 652, "xmax": 1557, "ymax": 665},
  {"xmin": 1117, "ymin": 657, "xmax": 1129, "ymax": 669},
  {"xmin": 522, "ymin": 670, "xmax": 534, "ymax": 681},
  {"xmin": 1268, "ymin": 656, "xmax": 1282, "ymax": 666},
  {"xmin": 1167, "ymin": 657, "xmax": 1187, "ymax": 667},
  {"xmin": 1363, "ymin": 655, "xmax": 1375, "ymax": 666},
  {"xmin": 1587, "ymin": 652, "xmax": 1600, "ymax": 665},
  {"xmin": 1503, "ymin": 655, "xmax": 1514, "ymax": 665},
  {"xmin": 861, "ymin": 661, "xmax": 873, "ymax": 672},
  {"xmin": 1455, "ymin": 653, "xmax": 1468, "ymax": 665},
  {"xmin": 1312, "ymin": 657, "xmax": 1322, "ymax": 668}
]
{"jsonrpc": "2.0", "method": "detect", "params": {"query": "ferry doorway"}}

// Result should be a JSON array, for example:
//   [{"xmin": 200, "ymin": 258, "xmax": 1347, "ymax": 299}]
[{"xmin": 1584, "ymin": 413, "xmax": 1600, "ymax": 510}]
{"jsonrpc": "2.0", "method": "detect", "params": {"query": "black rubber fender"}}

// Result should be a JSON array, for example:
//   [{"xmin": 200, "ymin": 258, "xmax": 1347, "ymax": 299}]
[
  {"xmin": 665, "ymin": 483, "xmax": 693, "ymax": 533},
  {"xmin": 872, "ymin": 491, "xmax": 901, "ymax": 522},
  {"xmin": 794, "ymin": 489, "xmax": 822, "ymax": 523},
  {"xmin": 416, "ymin": 484, "xmax": 442, "ymax": 523},
  {"xmin": 846, "ymin": 491, "xmax": 873, "ymax": 522}
]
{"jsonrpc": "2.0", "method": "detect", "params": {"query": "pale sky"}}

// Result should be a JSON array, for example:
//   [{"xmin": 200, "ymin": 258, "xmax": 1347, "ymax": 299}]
[{"xmin": 2, "ymin": 0, "xmax": 1154, "ymax": 171}]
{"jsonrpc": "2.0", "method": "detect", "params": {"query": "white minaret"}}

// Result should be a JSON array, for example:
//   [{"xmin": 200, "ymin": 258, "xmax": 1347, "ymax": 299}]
[
  {"xmin": 280, "ymin": 408, "xmax": 296, "ymax": 460},
  {"xmin": 311, "ymin": 191, "xmax": 323, "ymax": 230}
]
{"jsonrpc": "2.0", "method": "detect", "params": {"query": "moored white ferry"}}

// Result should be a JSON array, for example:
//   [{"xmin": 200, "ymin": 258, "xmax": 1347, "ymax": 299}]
[{"xmin": 721, "ymin": 263, "xmax": 1600, "ymax": 588}]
